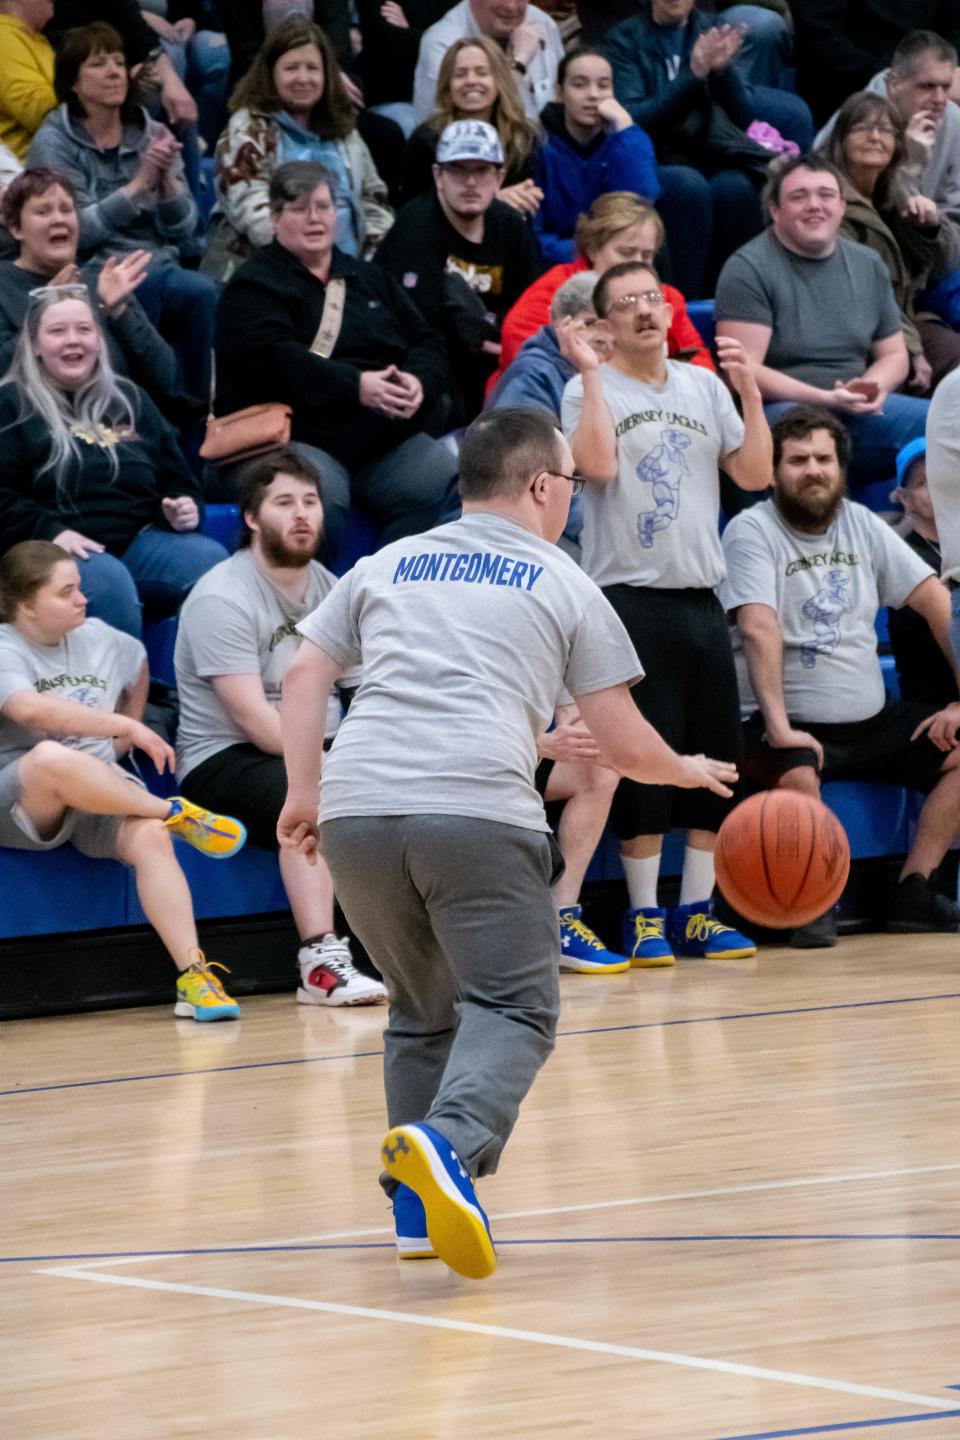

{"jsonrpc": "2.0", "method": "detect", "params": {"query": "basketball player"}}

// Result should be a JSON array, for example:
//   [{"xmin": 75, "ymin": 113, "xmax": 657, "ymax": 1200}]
[
  {"xmin": 560, "ymin": 258, "xmax": 772, "ymax": 966},
  {"xmin": 277, "ymin": 408, "xmax": 737, "ymax": 1280}
]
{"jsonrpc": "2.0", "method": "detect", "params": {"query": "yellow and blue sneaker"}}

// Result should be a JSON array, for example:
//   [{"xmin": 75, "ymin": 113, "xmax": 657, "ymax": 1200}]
[
  {"xmin": 393, "ymin": 1183, "xmax": 437, "ymax": 1260},
  {"xmin": 381, "ymin": 1122, "xmax": 495, "ymax": 1279},
  {"xmin": 174, "ymin": 954, "xmax": 240, "ymax": 1022},
  {"xmin": 622, "ymin": 906, "xmax": 676, "ymax": 968},
  {"xmin": 669, "ymin": 900, "xmax": 756, "ymax": 959},
  {"xmin": 559, "ymin": 905, "xmax": 630, "ymax": 973},
  {"xmin": 165, "ymin": 796, "xmax": 246, "ymax": 859}
]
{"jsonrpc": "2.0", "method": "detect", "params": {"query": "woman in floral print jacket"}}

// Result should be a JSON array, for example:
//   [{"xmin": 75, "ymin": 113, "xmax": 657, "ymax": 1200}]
[{"xmin": 202, "ymin": 16, "xmax": 393, "ymax": 284}]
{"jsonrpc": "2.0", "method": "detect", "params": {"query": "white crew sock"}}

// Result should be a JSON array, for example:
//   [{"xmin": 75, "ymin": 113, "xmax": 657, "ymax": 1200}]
[
  {"xmin": 622, "ymin": 852, "xmax": 661, "ymax": 910},
  {"xmin": 679, "ymin": 846, "xmax": 715, "ymax": 907}
]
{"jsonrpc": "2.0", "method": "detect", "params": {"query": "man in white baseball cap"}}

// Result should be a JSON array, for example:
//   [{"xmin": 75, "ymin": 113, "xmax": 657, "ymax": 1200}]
[{"xmin": 376, "ymin": 120, "xmax": 540, "ymax": 419}]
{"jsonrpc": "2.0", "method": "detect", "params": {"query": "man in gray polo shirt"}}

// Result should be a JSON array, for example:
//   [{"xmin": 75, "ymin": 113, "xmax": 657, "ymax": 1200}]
[
  {"xmin": 278, "ymin": 407, "xmax": 737, "ymax": 1280},
  {"xmin": 719, "ymin": 404, "xmax": 960, "ymax": 946}
]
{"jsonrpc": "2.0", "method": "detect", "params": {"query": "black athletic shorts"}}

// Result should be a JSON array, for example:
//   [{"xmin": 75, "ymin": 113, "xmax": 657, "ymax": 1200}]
[
  {"xmin": 741, "ymin": 700, "xmax": 949, "ymax": 795},
  {"xmin": 602, "ymin": 584, "xmax": 743, "ymax": 839},
  {"xmin": 180, "ymin": 743, "xmax": 288, "ymax": 852}
]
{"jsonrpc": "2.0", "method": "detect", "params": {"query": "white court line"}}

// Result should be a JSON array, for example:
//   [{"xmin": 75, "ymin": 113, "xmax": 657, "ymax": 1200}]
[
  {"xmin": 57, "ymin": 1158, "xmax": 960, "ymax": 1271},
  {"xmin": 40, "ymin": 1266, "xmax": 960, "ymax": 1413}
]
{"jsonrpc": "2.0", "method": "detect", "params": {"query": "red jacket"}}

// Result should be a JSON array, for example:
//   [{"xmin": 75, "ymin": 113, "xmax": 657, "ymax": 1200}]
[{"xmin": 487, "ymin": 255, "xmax": 715, "ymax": 397}]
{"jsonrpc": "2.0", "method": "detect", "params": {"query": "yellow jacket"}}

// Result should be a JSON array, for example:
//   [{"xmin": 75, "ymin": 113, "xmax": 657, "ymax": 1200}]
[{"xmin": 0, "ymin": 15, "xmax": 54, "ymax": 161}]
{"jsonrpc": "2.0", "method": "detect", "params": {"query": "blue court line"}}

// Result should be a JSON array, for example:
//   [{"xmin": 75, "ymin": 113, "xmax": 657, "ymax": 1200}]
[
  {"xmin": 713, "ymin": 1410, "xmax": 960, "ymax": 1439},
  {"xmin": 10, "ymin": 1233, "xmax": 960, "ymax": 1266},
  {"xmin": 5, "ymin": 989, "xmax": 960, "ymax": 1098}
]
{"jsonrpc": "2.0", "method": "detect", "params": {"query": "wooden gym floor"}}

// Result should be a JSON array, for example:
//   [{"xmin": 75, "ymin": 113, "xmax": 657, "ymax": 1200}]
[{"xmin": 5, "ymin": 933, "xmax": 960, "ymax": 1440}]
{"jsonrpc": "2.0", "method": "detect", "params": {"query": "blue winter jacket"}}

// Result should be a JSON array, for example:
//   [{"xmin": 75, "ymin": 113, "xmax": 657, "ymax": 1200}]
[
  {"xmin": 487, "ymin": 321, "xmax": 582, "ymax": 538},
  {"xmin": 534, "ymin": 103, "xmax": 660, "ymax": 265}
]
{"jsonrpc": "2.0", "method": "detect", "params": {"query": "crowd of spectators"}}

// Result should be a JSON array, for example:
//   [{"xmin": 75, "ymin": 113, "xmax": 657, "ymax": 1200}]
[{"xmin": 4, "ymin": 0, "xmax": 960, "ymax": 1009}]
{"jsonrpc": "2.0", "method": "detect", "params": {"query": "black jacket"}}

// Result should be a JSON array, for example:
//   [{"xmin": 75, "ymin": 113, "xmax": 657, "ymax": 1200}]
[
  {"xmin": 375, "ymin": 192, "xmax": 540, "ymax": 419},
  {"xmin": 0, "ymin": 383, "xmax": 201, "ymax": 555},
  {"xmin": 604, "ymin": 8, "xmax": 767, "ymax": 173},
  {"xmin": 215, "ymin": 240, "xmax": 450, "ymax": 468}
]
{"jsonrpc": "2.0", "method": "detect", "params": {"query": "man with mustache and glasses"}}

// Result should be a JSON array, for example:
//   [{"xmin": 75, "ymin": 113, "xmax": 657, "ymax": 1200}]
[
  {"xmin": 720, "ymin": 404, "xmax": 960, "ymax": 945},
  {"xmin": 174, "ymin": 447, "xmax": 387, "ymax": 1008},
  {"xmin": 561, "ymin": 257, "xmax": 772, "ymax": 967}
]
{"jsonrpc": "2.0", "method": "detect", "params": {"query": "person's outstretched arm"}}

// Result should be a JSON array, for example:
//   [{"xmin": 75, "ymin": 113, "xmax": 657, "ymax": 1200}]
[{"xmin": 576, "ymin": 682, "xmax": 737, "ymax": 795}]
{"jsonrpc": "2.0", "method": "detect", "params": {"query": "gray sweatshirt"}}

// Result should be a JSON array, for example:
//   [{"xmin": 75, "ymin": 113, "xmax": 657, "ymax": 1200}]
[{"xmin": 26, "ymin": 104, "xmax": 197, "ymax": 268}]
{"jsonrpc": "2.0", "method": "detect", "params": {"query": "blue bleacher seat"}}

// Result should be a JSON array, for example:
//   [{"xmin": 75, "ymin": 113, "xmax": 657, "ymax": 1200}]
[
  {"xmin": 202, "ymin": 503, "xmax": 241, "ymax": 550},
  {"xmin": 143, "ymin": 616, "xmax": 178, "ymax": 688},
  {"xmin": 685, "ymin": 299, "xmax": 715, "ymax": 350}
]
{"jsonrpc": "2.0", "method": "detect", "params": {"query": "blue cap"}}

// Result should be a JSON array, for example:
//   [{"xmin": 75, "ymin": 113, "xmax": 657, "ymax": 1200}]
[{"xmin": 895, "ymin": 435, "xmax": 926, "ymax": 488}]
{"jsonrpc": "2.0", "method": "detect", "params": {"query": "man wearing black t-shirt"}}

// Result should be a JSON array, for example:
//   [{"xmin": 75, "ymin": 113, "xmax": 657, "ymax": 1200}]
[{"xmin": 376, "ymin": 119, "xmax": 540, "ymax": 420}]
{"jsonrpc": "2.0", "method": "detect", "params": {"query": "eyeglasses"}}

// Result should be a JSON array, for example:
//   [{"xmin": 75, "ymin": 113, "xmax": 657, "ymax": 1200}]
[
  {"xmin": 541, "ymin": 469, "xmax": 587, "ymax": 495},
  {"xmin": 849, "ymin": 121, "xmax": 897, "ymax": 136},
  {"xmin": 606, "ymin": 289, "xmax": 664, "ymax": 314}
]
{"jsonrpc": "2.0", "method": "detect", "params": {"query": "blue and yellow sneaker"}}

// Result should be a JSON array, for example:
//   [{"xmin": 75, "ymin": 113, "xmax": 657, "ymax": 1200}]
[
  {"xmin": 393, "ymin": 1183, "xmax": 437, "ymax": 1260},
  {"xmin": 621, "ymin": 906, "xmax": 676, "ymax": 968},
  {"xmin": 381, "ymin": 1122, "xmax": 495, "ymax": 1279},
  {"xmin": 165, "ymin": 797, "xmax": 246, "ymax": 859},
  {"xmin": 174, "ymin": 953, "xmax": 240, "ymax": 1021},
  {"xmin": 669, "ymin": 899, "xmax": 756, "ymax": 959},
  {"xmin": 559, "ymin": 905, "xmax": 630, "ymax": 973}
]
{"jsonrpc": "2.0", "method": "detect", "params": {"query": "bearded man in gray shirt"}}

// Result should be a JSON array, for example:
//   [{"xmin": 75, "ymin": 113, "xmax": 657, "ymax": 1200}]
[
  {"xmin": 720, "ymin": 404, "xmax": 960, "ymax": 946},
  {"xmin": 278, "ymin": 407, "xmax": 737, "ymax": 1281}
]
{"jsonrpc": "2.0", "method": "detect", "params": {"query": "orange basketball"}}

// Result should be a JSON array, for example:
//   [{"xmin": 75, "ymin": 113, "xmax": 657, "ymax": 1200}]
[{"xmin": 715, "ymin": 790, "xmax": 850, "ymax": 929}]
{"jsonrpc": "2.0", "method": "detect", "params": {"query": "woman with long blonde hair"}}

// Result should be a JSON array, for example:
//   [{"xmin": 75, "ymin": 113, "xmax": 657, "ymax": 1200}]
[
  {"xmin": 401, "ymin": 36, "xmax": 542, "ymax": 214},
  {"xmin": 0, "ymin": 288, "xmax": 225, "ymax": 638}
]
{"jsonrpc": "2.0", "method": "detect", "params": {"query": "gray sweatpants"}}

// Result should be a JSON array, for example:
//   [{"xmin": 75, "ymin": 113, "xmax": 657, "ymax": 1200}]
[{"xmin": 322, "ymin": 815, "xmax": 562, "ymax": 1186}]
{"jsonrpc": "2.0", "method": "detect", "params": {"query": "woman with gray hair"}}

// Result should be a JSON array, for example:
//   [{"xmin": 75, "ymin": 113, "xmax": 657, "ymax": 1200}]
[
  {"xmin": 0, "ymin": 286, "xmax": 225, "ymax": 638},
  {"xmin": 487, "ymin": 271, "xmax": 608, "ymax": 415}
]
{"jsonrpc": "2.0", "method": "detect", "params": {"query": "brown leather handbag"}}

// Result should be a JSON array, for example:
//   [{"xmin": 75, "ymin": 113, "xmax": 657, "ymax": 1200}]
[{"xmin": 200, "ymin": 277, "xmax": 346, "ymax": 467}]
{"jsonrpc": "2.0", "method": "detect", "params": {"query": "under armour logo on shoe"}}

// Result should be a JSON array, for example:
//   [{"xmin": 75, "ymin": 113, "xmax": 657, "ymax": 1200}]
[
  {"xmin": 383, "ymin": 1135, "xmax": 410, "ymax": 1164},
  {"xmin": 561, "ymin": 934, "xmax": 570, "ymax": 948}
]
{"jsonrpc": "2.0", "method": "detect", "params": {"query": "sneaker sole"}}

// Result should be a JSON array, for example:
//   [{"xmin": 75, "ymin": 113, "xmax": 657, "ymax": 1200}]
[
  {"xmin": 629, "ymin": 953, "xmax": 676, "ymax": 968},
  {"xmin": 167, "ymin": 815, "xmax": 248, "ymax": 860},
  {"xmin": 560, "ymin": 959, "xmax": 631, "ymax": 974},
  {"xmin": 173, "ymin": 1001, "xmax": 239, "ymax": 1022},
  {"xmin": 381, "ymin": 1125, "xmax": 495, "ymax": 1280},
  {"xmin": 397, "ymin": 1241, "xmax": 439, "ymax": 1261},
  {"xmin": 296, "ymin": 986, "xmax": 386, "ymax": 1007}
]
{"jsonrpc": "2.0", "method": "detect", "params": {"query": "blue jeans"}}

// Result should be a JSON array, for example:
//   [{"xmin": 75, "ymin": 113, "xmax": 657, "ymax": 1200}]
[
  {"xmin": 369, "ymin": 101, "xmax": 418, "ymax": 139},
  {"xmin": 137, "ymin": 264, "xmax": 217, "ymax": 401},
  {"xmin": 747, "ymin": 83, "xmax": 815, "ymax": 151},
  {"xmin": 161, "ymin": 30, "xmax": 231, "ymax": 149},
  {"xmin": 657, "ymin": 165, "xmax": 763, "ymax": 299},
  {"xmin": 724, "ymin": 4, "xmax": 793, "ymax": 88},
  {"xmin": 764, "ymin": 395, "xmax": 930, "ymax": 490},
  {"xmin": 290, "ymin": 433, "xmax": 460, "ymax": 566},
  {"xmin": 77, "ymin": 528, "xmax": 228, "ymax": 637},
  {"xmin": 950, "ymin": 587, "xmax": 960, "ymax": 672}
]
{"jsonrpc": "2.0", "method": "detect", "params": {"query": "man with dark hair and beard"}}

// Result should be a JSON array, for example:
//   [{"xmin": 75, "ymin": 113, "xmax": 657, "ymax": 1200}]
[
  {"xmin": 173, "ymin": 447, "xmax": 387, "ymax": 1007},
  {"xmin": 719, "ymin": 403, "xmax": 960, "ymax": 945}
]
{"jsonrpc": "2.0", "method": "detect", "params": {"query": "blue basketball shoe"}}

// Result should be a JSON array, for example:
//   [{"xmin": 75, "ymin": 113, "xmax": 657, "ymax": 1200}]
[
  {"xmin": 669, "ymin": 899, "xmax": 756, "ymax": 958},
  {"xmin": 559, "ymin": 905, "xmax": 630, "ymax": 973},
  {"xmin": 621, "ymin": 906, "xmax": 676, "ymax": 968},
  {"xmin": 392, "ymin": 1183, "xmax": 437, "ymax": 1260},
  {"xmin": 381, "ymin": 1122, "xmax": 495, "ymax": 1279}
]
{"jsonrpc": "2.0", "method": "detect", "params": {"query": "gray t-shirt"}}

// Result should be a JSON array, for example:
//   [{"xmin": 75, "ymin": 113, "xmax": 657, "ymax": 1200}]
[
  {"xmin": 715, "ymin": 230, "xmax": 901, "ymax": 389},
  {"xmin": 297, "ymin": 511, "xmax": 644, "ymax": 830},
  {"xmin": 925, "ymin": 367, "xmax": 960, "ymax": 586},
  {"xmin": 561, "ymin": 360, "xmax": 744, "ymax": 590},
  {"xmin": 718, "ymin": 497, "xmax": 933, "ymax": 722},
  {"xmin": 174, "ymin": 548, "xmax": 344, "ymax": 778},
  {"xmin": 0, "ymin": 618, "xmax": 145, "ymax": 771}
]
